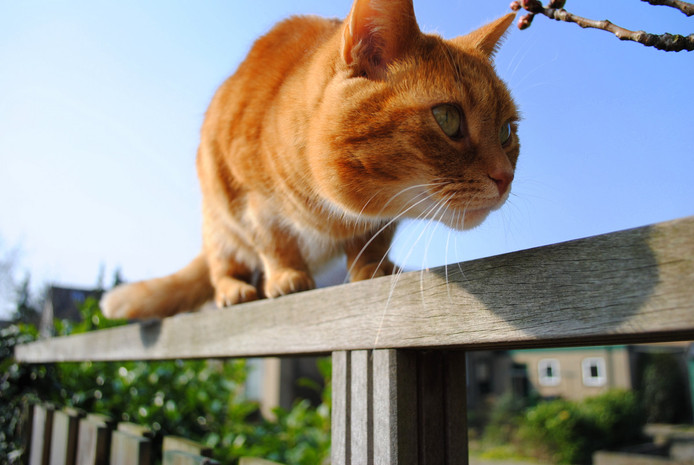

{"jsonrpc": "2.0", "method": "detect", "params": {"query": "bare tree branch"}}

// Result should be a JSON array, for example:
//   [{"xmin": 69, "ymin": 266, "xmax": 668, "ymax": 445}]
[
  {"xmin": 642, "ymin": 0, "xmax": 694, "ymax": 17},
  {"xmin": 511, "ymin": 0, "xmax": 694, "ymax": 52}
]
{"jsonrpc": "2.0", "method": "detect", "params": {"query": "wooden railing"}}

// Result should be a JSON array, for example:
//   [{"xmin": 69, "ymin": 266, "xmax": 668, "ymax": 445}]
[{"xmin": 15, "ymin": 216, "xmax": 694, "ymax": 464}]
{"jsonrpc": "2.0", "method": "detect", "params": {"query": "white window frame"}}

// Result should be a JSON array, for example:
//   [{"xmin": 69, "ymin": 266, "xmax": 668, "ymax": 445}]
[
  {"xmin": 538, "ymin": 358, "xmax": 561, "ymax": 386},
  {"xmin": 582, "ymin": 357, "xmax": 607, "ymax": 387}
]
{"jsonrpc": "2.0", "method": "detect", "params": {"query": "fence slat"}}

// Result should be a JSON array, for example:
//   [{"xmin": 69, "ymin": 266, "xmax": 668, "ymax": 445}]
[
  {"xmin": 163, "ymin": 436, "xmax": 212, "ymax": 457},
  {"xmin": 109, "ymin": 430, "xmax": 151, "ymax": 465},
  {"xmin": 29, "ymin": 404, "xmax": 53, "ymax": 465},
  {"xmin": 163, "ymin": 450, "xmax": 220, "ymax": 465},
  {"xmin": 15, "ymin": 216, "xmax": 694, "ymax": 363},
  {"xmin": 372, "ymin": 349, "xmax": 417, "ymax": 465},
  {"xmin": 162, "ymin": 436, "xmax": 217, "ymax": 465},
  {"xmin": 350, "ymin": 350, "xmax": 373, "ymax": 464},
  {"xmin": 76, "ymin": 414, "xmax": 114, "ymax": 465},
  {"xmin": 117, "ymin": 422, "xmax": 153, "ymax": 438},
  {"xmin": 48, "ymin": 408, "xmax": 83, "ymax": 465},
  {"xmin": 331, "ymin": 351, "xmax": 350, "ymax": 465}
]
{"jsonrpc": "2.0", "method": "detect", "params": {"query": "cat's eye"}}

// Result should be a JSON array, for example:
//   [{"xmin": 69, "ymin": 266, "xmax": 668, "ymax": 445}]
[
  {"xmin": 499, "ymin": 120, "xmax": 513, "ymax": 146},
  {"xmin": 432, "ymin": 104, "xmax": 462, "ymax": 139}
]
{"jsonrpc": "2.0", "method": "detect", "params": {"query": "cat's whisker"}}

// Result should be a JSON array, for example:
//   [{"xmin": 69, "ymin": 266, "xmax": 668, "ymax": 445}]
[
  {"xmin": 443, "ymin": 205, "xmax": 460, "ymax": 305},
  {"xmin": 345, "ymin": 188, "xmax": 439, "ymax": 284},
  {"xmin": 452, "ymin": 216, "xmax": 467, "ymax": 282},
  {"xmin": 372, "ymin": 182, "xmax": 447, "ymax": 219},
  {"xmin": 350, "ymin": 182, "xmax": 445, "ymax": 236},
  {"xmin": 418, "ymin": 194, "xmax": 455, "ymax": 308},
  {"xmin": 374, "ymin": 195, "xmax": 448, "ymax": 347}
]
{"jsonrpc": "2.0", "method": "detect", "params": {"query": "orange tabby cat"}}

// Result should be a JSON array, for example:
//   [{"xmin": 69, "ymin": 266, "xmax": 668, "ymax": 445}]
[{"xmin": 101, "ymin": 0, "xmax": 520, "ymax": 319}]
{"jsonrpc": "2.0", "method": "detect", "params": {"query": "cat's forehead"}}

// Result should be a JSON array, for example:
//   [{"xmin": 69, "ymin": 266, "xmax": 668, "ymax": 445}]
[{"xmin": 393, "ymin": 44, "xmax": 517, "ymax": 119}]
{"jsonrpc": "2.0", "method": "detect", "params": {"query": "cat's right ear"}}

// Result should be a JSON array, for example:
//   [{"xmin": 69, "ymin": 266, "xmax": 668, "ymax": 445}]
[{"xmin": 342, "ymin": 0, "xmax": 420, "ymax": 80}]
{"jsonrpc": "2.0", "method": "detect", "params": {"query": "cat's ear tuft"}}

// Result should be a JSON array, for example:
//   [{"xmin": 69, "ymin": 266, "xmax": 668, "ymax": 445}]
[
  {"xmin": 342, "ymin": 0, "xmax": 420, "ymax": 79},
  {"xmin": 452, "ymin": 13, "xmax": 516, "ymax": 59}
]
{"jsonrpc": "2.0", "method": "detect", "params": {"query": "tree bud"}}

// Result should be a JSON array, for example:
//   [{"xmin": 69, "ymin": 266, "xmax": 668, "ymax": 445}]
[
  {"xmin": 518, "ymin": 13, "xmax": 535, "ymax": 30},
  {"xmin": 522, "ymin": 0, "xmax": 543, "ymax": 13}
]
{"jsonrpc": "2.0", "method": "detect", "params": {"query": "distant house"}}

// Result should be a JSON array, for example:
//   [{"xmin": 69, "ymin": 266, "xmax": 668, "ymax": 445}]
[
  {"xmin": 462, "ymin": 342, "xmax": 694, "ymax": 427},
  {"xmin": 509, "ymin": 342, "xmax": 692, "ymax": 402},
  {"xmin": 510, "ymin": 345, "xmax": 633, "ymax": 400},
  {"xmin": 39, "ymin": 285, "xmax": 103, "ymax": 337}
]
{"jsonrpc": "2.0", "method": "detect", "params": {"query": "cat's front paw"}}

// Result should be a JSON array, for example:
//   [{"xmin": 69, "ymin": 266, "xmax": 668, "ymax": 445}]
[
  {"xmin": 214, "ymin": 277, "xmax": 258, "ymax": 308},
  {"xmin": 351, "ymin": 261, "xmax": 395, "ymax": 282},
  {"xmin": 264, "ymin": 269, "xmax": 315, "ymax": 298}
]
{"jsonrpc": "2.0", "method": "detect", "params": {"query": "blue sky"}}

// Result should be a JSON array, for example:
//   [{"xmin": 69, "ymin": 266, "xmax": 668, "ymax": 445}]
[{"xmin": 1, "ymin": 1, "xmax": 692, "ymax": 317}]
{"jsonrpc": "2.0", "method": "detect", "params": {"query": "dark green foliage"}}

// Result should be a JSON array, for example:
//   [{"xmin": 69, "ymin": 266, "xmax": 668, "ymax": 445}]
[
  {"xmin": 0, "ymin": 323, "xmax": 57, "ymax": 462},
  {"xmin": 638, "ymin": 352, "xmax": 691, "ymax": 424},
  {"xmin": 1, "ymin": 298, "xmax": 330, "ymax": 464}
]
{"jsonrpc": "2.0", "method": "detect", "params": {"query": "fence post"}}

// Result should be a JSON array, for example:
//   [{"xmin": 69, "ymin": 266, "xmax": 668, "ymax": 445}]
[{"xmin": 332, "ymin": 349, "xmax": 468, "ymax": 464}]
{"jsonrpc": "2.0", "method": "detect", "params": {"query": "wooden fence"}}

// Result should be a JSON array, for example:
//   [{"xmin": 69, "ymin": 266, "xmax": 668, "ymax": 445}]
[
  {"xmin": 15, "ymin": 216, "xmax": 694, "ymax": 464},
  {"xmin": 23, "ymin": 403, "xmax": 223, "ymax": 465}
]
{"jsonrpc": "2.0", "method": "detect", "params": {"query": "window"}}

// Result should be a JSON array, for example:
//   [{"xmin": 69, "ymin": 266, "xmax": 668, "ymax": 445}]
[
  {"xmin": 582, "ymin": 357, "xmax": 606, "ymax": 386},
  {"xmin": 538, "ymin": 359, "xmax": 560, "ymax": 386}
]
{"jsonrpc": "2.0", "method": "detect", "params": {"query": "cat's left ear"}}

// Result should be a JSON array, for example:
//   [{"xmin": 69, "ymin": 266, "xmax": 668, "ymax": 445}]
[
  {"xmin": 451, "ymin": 13, "xmax": 516, "ymax": 59},
  {"xmin": 342, "ymin": 0, "xmax": 420, "ymax": 79}
]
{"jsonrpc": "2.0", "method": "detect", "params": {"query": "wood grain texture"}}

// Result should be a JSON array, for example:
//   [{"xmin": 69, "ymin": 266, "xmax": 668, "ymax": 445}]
[
  {"xmin": 331, "ymin": 351, "xmax": 350, "ymax": 465},
  {"xmin": 15, "ymin": 216, "xmax": 694, "ymax": 363},
  {"xmin": 350, "ymin": 350, "xmax": 373, "ymax": 464},
  {"xmin": 372, "ymin": 350, "xmax": 418, "ymax": 465},
  {"xmin": 332, "ymin": 349, "xmax": 468, "ymax": 464}
]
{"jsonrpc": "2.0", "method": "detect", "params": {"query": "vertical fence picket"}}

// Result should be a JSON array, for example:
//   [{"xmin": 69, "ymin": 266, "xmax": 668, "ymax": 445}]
[
  {"xmin": 109, "ymin": 427, "xmax": 152, "ymax": 465},
  {"xmin": 76, "ymin": 414, "xmax": 114, "ymax": 465},
  {"xmin": 29, "ymin": 404, "xmax": 54, "ymax": 465},
  {"xmin": 48, "ymin": 408, "xmax": 83, "ymax": 465}
]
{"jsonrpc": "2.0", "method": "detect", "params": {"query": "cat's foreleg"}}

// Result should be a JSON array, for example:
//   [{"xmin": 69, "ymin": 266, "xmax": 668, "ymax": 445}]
[
  {"xmin": 204, "ymin": 230, "xmax": 260, "ymax": 308},
  {"xmin": 345, "ymin": 224, "xmax": 396, "ymax": 282},
  {"xmin": 252, "ymin": 224, "xmax": 316, "ymax": 299}
]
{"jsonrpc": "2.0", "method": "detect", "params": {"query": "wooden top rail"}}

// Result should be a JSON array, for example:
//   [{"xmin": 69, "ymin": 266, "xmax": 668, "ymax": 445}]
[{"xmin": 15, "ymin": 216, "xmax": 694, "ymax": 363}]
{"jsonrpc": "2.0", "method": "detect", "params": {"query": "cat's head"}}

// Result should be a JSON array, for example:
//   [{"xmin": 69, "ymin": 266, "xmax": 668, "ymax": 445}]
[{"xmin": 309, "ymin": 0, "xmax": 519, "ymax": 231}]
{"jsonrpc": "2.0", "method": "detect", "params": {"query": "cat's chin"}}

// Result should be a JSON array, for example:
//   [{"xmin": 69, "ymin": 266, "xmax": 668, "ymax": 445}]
[{"xmin": 441, "ymin": 207, "xmax": 492, "ymax": 231}]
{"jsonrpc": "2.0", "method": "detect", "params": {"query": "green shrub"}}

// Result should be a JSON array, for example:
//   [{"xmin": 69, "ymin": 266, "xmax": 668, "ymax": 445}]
[
  {"xmin": 2, "ymin": 298, "xmax": 331, "ymax": 464},
  {"xmin": 481, "ymin": 391, "xmax": 539, "ymax": 445},
  {"xmin": 517, "ymin": 390, "xmax": 644, "ymax": 464}
]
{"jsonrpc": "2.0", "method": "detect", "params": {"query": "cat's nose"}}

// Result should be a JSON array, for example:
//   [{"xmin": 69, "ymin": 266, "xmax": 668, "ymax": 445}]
[{"xmin": 489, "ymin": 169, "xmax": 514, "ymax": 196}]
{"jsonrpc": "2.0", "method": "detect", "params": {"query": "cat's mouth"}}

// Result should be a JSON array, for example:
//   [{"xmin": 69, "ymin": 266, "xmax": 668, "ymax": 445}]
[
  {"xmin": 413, "ymin": 194, "xmax": 504, "ymax": 231},
  {"xmin": 425, "ymin": 181, "xmax": 511, "ymax": 230}
]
